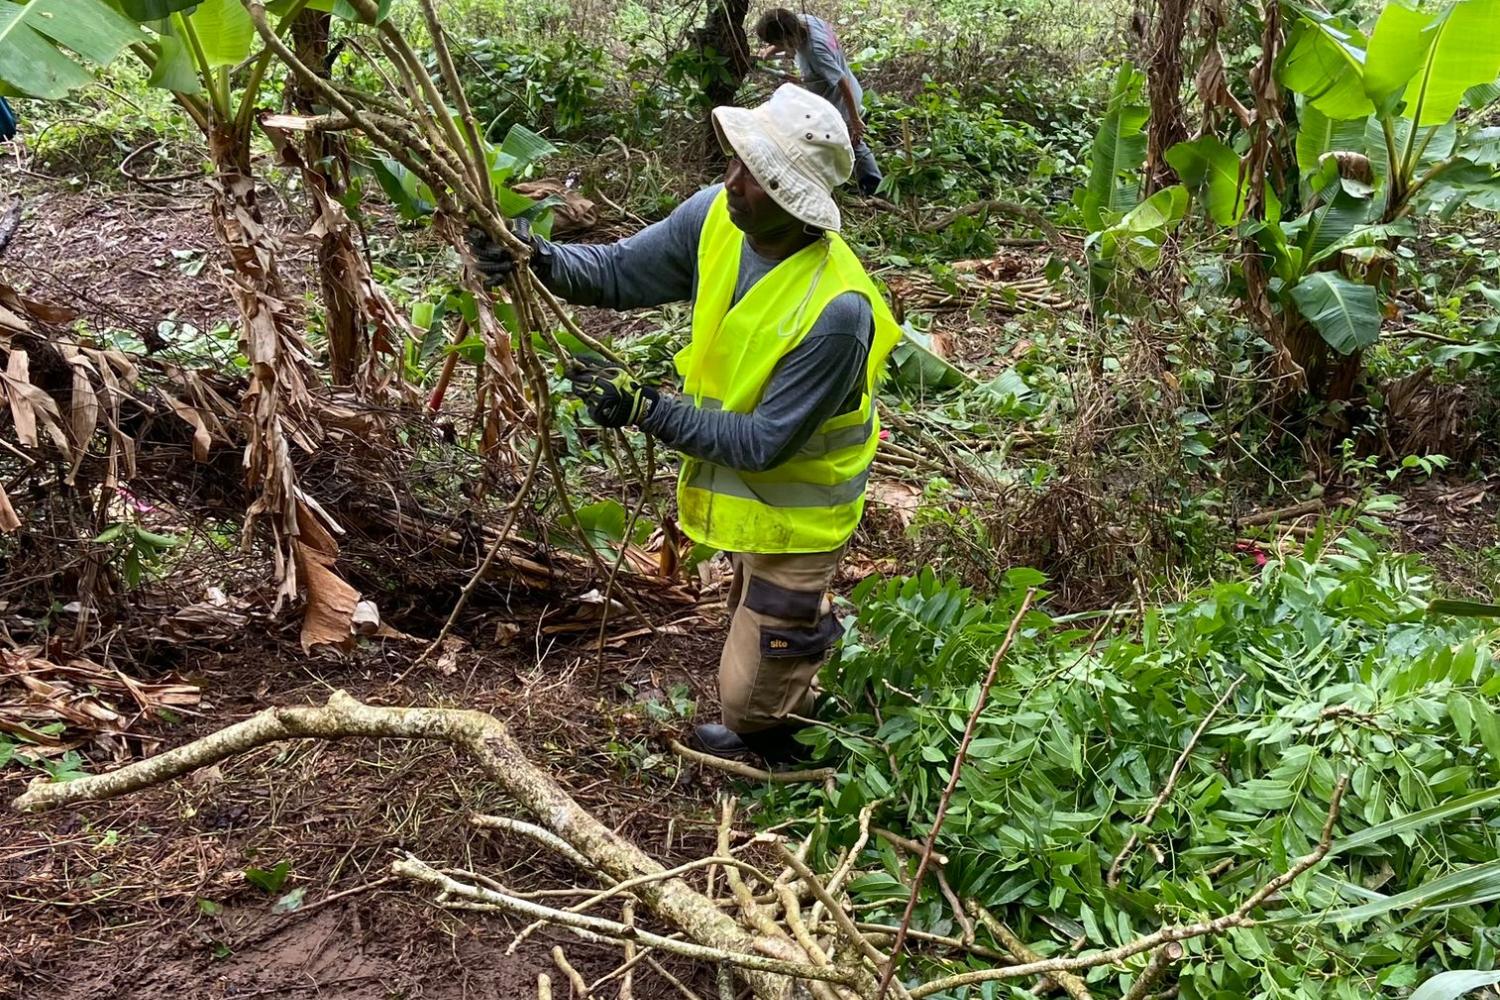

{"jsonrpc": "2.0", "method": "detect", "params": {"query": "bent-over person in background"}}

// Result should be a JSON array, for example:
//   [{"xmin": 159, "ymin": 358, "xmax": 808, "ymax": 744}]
[{"xmin": 755, "ymin": 7, "xmax": 883, "ymax": 196}]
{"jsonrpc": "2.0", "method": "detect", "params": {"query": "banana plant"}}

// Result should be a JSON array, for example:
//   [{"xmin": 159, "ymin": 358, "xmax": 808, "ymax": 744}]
[
  {"xmin": 1279, "ymin": 0, "xmax": 1500, "ymax": 220},
  {"xmin": 1075, "ymin": 62, "xmax": 1190, "ymax": 312},
  {"xmin": 0, "ymin": 0, "xmax": 353, "ymax": 613},
  {"xmin": 1160, "ymin": 0, "xmax": 1500, "ymax": 386}
]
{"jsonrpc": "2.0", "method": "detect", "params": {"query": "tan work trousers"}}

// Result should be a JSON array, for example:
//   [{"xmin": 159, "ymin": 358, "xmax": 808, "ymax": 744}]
[{"xmin": 719, "ymin": 546, "xmax": 846, "ymax": 734}]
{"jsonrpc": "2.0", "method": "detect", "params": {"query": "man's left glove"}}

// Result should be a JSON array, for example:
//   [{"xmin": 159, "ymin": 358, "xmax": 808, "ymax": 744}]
[
  {"xmin": 467, "ymin": 217, "xmax": 551, "ymax": 287},
  {"xmin": 571, "ymin": 362, "xmax": 657, "ymax": 428}
]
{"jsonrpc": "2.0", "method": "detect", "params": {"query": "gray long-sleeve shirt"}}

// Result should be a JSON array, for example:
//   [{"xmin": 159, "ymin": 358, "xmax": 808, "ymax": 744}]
[
  {"xmin": 794, "ymin": 14, "xmax": 863, "ymax": 113},
  {"xmin": 538, "ymin": 185, "xmax": 874, "ymax": 473}
]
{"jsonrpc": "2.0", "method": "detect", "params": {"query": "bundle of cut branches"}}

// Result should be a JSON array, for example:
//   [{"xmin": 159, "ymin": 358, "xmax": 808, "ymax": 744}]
[{"xmin": 885, "ymin": 267, "xmax": 1070, "ymax": 314}]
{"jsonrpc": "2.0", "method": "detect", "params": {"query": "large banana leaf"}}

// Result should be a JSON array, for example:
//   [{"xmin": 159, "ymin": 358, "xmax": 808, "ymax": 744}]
[
  {"xmin": 1296, "ymin": 105, "xmax": 1368, "ymax": 180},
  {"xmin": 1289, "ymin": 271, "xmax": 1381, "ymax": 355},
  {"xmin": 145, "ymin": 21, "xmax": 200, "ymax": 94},
  {"xmin": 185, "ymin": 0, "xmax": 251, "ymax": 68},
  {"xmin": 891, "ymin": 324, "xmax": 969, "ymax": 391},
  {"xmin": 488, "ymin": 123, "xmax": 559, "ymax": 189},
  {"xmin": 1165, "ymin": 135, "xmax": 1249, "ymax": 226},
  {"xmin": 1304, "ymin": 220, "xmax": 1412, "ymax": 268},
  {"xmin": 1461, "ymin": 127, "xmax": 1500, "ymax": 166},
  {"xmin": 1407, "ymin": 0, "xmax": 1500, "ymax": 126},
  {"xmin": 1293, "ymin": 187, "xmax": 1375, "ymax": 264},
  {"xmin": 1362, "ymin": 0, "xmax": 1435, "ymax": 112},
  {"xmin": 1467, "ymin": 79, "xmax": 1500, "ymax": 108},
  {"xmin": 1245, "ymin": 218, "xmax": 1303, "ymax": 285},
  {"xmin": 1278, "ymin": 13, "xmax": 1373, "ymax": 120},
  {"xmin": 113, "ymin": 0, "xmax": 201, "ymax": 16},
  {"xmin": 1418, "ymin": 161, "xmax": 1500, "ymax": 216},
  {"xmin": 266, "ymin": 0, "xmax": 391, "ymax": 23},
  {"xmin": 372, "ymin": 158, "xmax": 436, "ymax": 220},
  {"xmin": 0, "ymin": 0, "xmax": 144, "ymax": 98},
  {"xmin": 1080, "ymin": 62, "xmax": 1148, "ymax": 232}
]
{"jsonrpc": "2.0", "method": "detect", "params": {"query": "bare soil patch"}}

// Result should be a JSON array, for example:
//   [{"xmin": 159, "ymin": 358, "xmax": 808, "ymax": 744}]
[{"xmin": 2, "ymin": 624, "xmax": 734, "ymax": 1000}]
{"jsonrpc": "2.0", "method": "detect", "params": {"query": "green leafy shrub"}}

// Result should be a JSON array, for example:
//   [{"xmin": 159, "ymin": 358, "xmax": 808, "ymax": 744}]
[
  {"xmin": 759, "ymin": 534, "xmax": 1500, "ymax": 996},
  {"xmin": 459, "ymin": 35, "xmax": 610, "ymax": 135}
]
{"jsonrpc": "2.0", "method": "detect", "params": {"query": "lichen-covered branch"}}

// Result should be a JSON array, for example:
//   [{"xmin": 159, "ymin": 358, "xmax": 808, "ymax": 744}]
[{"xmin": 11, "ymin": 690, "xmax": 805, "ymax": 999}]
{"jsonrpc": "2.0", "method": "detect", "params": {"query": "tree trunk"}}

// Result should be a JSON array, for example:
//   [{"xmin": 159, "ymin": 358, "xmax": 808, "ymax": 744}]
[
  {"xmin": 206, "ymin": 120, "xmax": 318, "ymax": 606},
  {"xmin": 692, "ymin": 0, "xmax": 752, "ymax": 162},
  {"xmin": 290, "ymin": 11, "xmax": 363, "ymax": 387},
  {"xmin": 1142, "ymin": 0, "xmax": 1193, "ymax": 194}
]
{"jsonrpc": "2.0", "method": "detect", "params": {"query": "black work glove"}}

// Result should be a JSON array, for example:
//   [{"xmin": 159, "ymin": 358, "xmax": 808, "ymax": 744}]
[
  {"xmin": 467, "ymin": 217, "xmax": 549, "ymax": 287},
  {"xmin": 570, "ymin": 361, "xmax": 657, "ymax": 428}
]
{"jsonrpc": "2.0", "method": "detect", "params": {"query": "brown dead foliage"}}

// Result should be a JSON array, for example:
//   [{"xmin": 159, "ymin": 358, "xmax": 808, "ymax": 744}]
[{"xmin": 0, "ymin": 645, "xmax": 200, "ymax": 760}]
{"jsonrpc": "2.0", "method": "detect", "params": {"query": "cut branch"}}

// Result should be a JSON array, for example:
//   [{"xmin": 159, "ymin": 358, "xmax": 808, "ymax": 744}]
[
  {"xmin": 396, "ymin": 856, "xmax": 864, "ymax": 987},
  {"xmin": 968, "ymin": 902, "xmax": 1092, "ymax": 1000},
  {"xmin": 907, "ymin": 774, "xmax": 1349, "ymax": 999},
  {"xmin": 12, "ymin": 691, "xmax": 803, "ymax": 999},
  {"xmin": 875, "ymin": 589, "xmax": 1038, "ymax": 1000},
  {"xmin": 670, "ymin": 740, "xmax": 836, "ymax": 784}
]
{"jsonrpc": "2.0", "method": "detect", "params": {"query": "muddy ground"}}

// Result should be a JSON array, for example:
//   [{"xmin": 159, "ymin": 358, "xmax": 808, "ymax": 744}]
[
  {"xmin": 0, "ymin": 165, "xmax": 741, "ymax": 1000},
  {"xmin": 3, "ymin": 631, "xmax": 733, "ymax": 1000}
]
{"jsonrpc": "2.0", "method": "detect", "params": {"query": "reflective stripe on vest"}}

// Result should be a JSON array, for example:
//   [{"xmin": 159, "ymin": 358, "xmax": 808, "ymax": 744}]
[
  {"xmin": 684, "ymin": 461, "xmax": 872, "ymax": 508},
  {"xmin": 689, "ymin": 403, "xmax": 873, "ymax": 459},
  {"xmin": 798, "ymin": 416, "xmax": 874, "ymax": 459}
]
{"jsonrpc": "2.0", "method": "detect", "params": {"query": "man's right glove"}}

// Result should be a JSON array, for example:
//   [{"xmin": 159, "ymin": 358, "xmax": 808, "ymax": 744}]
[
  {"xmin": 570, "ymin": 362, "xmax": 657, "ymax": 428},
  {"xmin": 466, "ymin": 218, "xmax": 549, "ymax": 287}
]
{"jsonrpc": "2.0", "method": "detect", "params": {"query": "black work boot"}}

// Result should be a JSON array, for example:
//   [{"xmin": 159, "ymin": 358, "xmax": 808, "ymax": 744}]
[
  {"xmin": 693, "ymin": 723, "xmax": 752, "ymax": 759},
  {"xmin": 693, "ymin": 723, "xmax": 809, "ymax": 767},
  {"xmin": 741, "ymin": 724, "xmax": 809, "ymax": 766}
]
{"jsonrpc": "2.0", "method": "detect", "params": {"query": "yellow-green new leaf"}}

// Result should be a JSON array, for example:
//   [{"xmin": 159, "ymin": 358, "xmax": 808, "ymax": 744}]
[
  {"xmin": 0, "ymin": 0, "xmax": 144, "ymax": 98},
  {"xmin": 1279, "ymin": 15, "xmax": 1374, "ymax": 120},
  {"xmin": 1082, "ymin": 63, "xmax": 1149, "ymax": 232},
  {"xmin": 146, "ymin": 26, "xmax": 202, "ymax": 94},
  {"xmin": 1165, "ymin": 135, "xmax": 1249, "ymax": 226},
  {"xmin": 1363, "ymin": 0, "xmax": 1434, "ymax": 112},
  {"xmin": 1409, "ymin": 0, "xmax": 1500, "ymax": 126},
  {"xmin": 185, "ymin": 0, "xmax": 252, "ymax": 68},
  {"xmin": 1096, "ymin": 184, "xmax": 1188, "ymax": 270}
]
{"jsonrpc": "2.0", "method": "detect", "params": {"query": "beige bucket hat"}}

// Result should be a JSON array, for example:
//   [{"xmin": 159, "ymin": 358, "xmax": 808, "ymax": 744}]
[{"xmin": 711, "ymin": 83, "xmax": 854, "ymax": 232}]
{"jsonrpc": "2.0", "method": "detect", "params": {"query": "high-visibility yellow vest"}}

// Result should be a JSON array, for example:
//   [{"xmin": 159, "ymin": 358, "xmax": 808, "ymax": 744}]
[{"xmin": 672, "ymin": 190, "xmax": 901, "ymax": 554}]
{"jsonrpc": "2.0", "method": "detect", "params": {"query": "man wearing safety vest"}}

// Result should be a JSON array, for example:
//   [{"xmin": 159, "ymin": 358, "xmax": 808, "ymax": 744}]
[{"xmin": 471, "ymin": 85, "xmax": 900, "ymax": 762}]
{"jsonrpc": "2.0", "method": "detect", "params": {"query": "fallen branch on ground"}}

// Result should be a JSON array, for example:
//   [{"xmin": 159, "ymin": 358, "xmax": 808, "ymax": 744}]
[
  {"xmin": 919, "ymin": 199, "xmax": 1062, "ymax": 244},
  {"xmin": 1230, "ymin": 498, "xmax": 1327, "ymax": 527},
  {"xmin": 11, "ymin": 690, "xmax": 794, "ymax": 999},
  {"xmin": 397, "ymin": 856, "xmax": 865, "ymax": 987},
  {"xmin": 968, "ymin": 902, "xmax": 1092, "ymax": 1000},
  {"xmin": 670, "ymin": 739, "xmax": 836, "ymax": 784}
]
